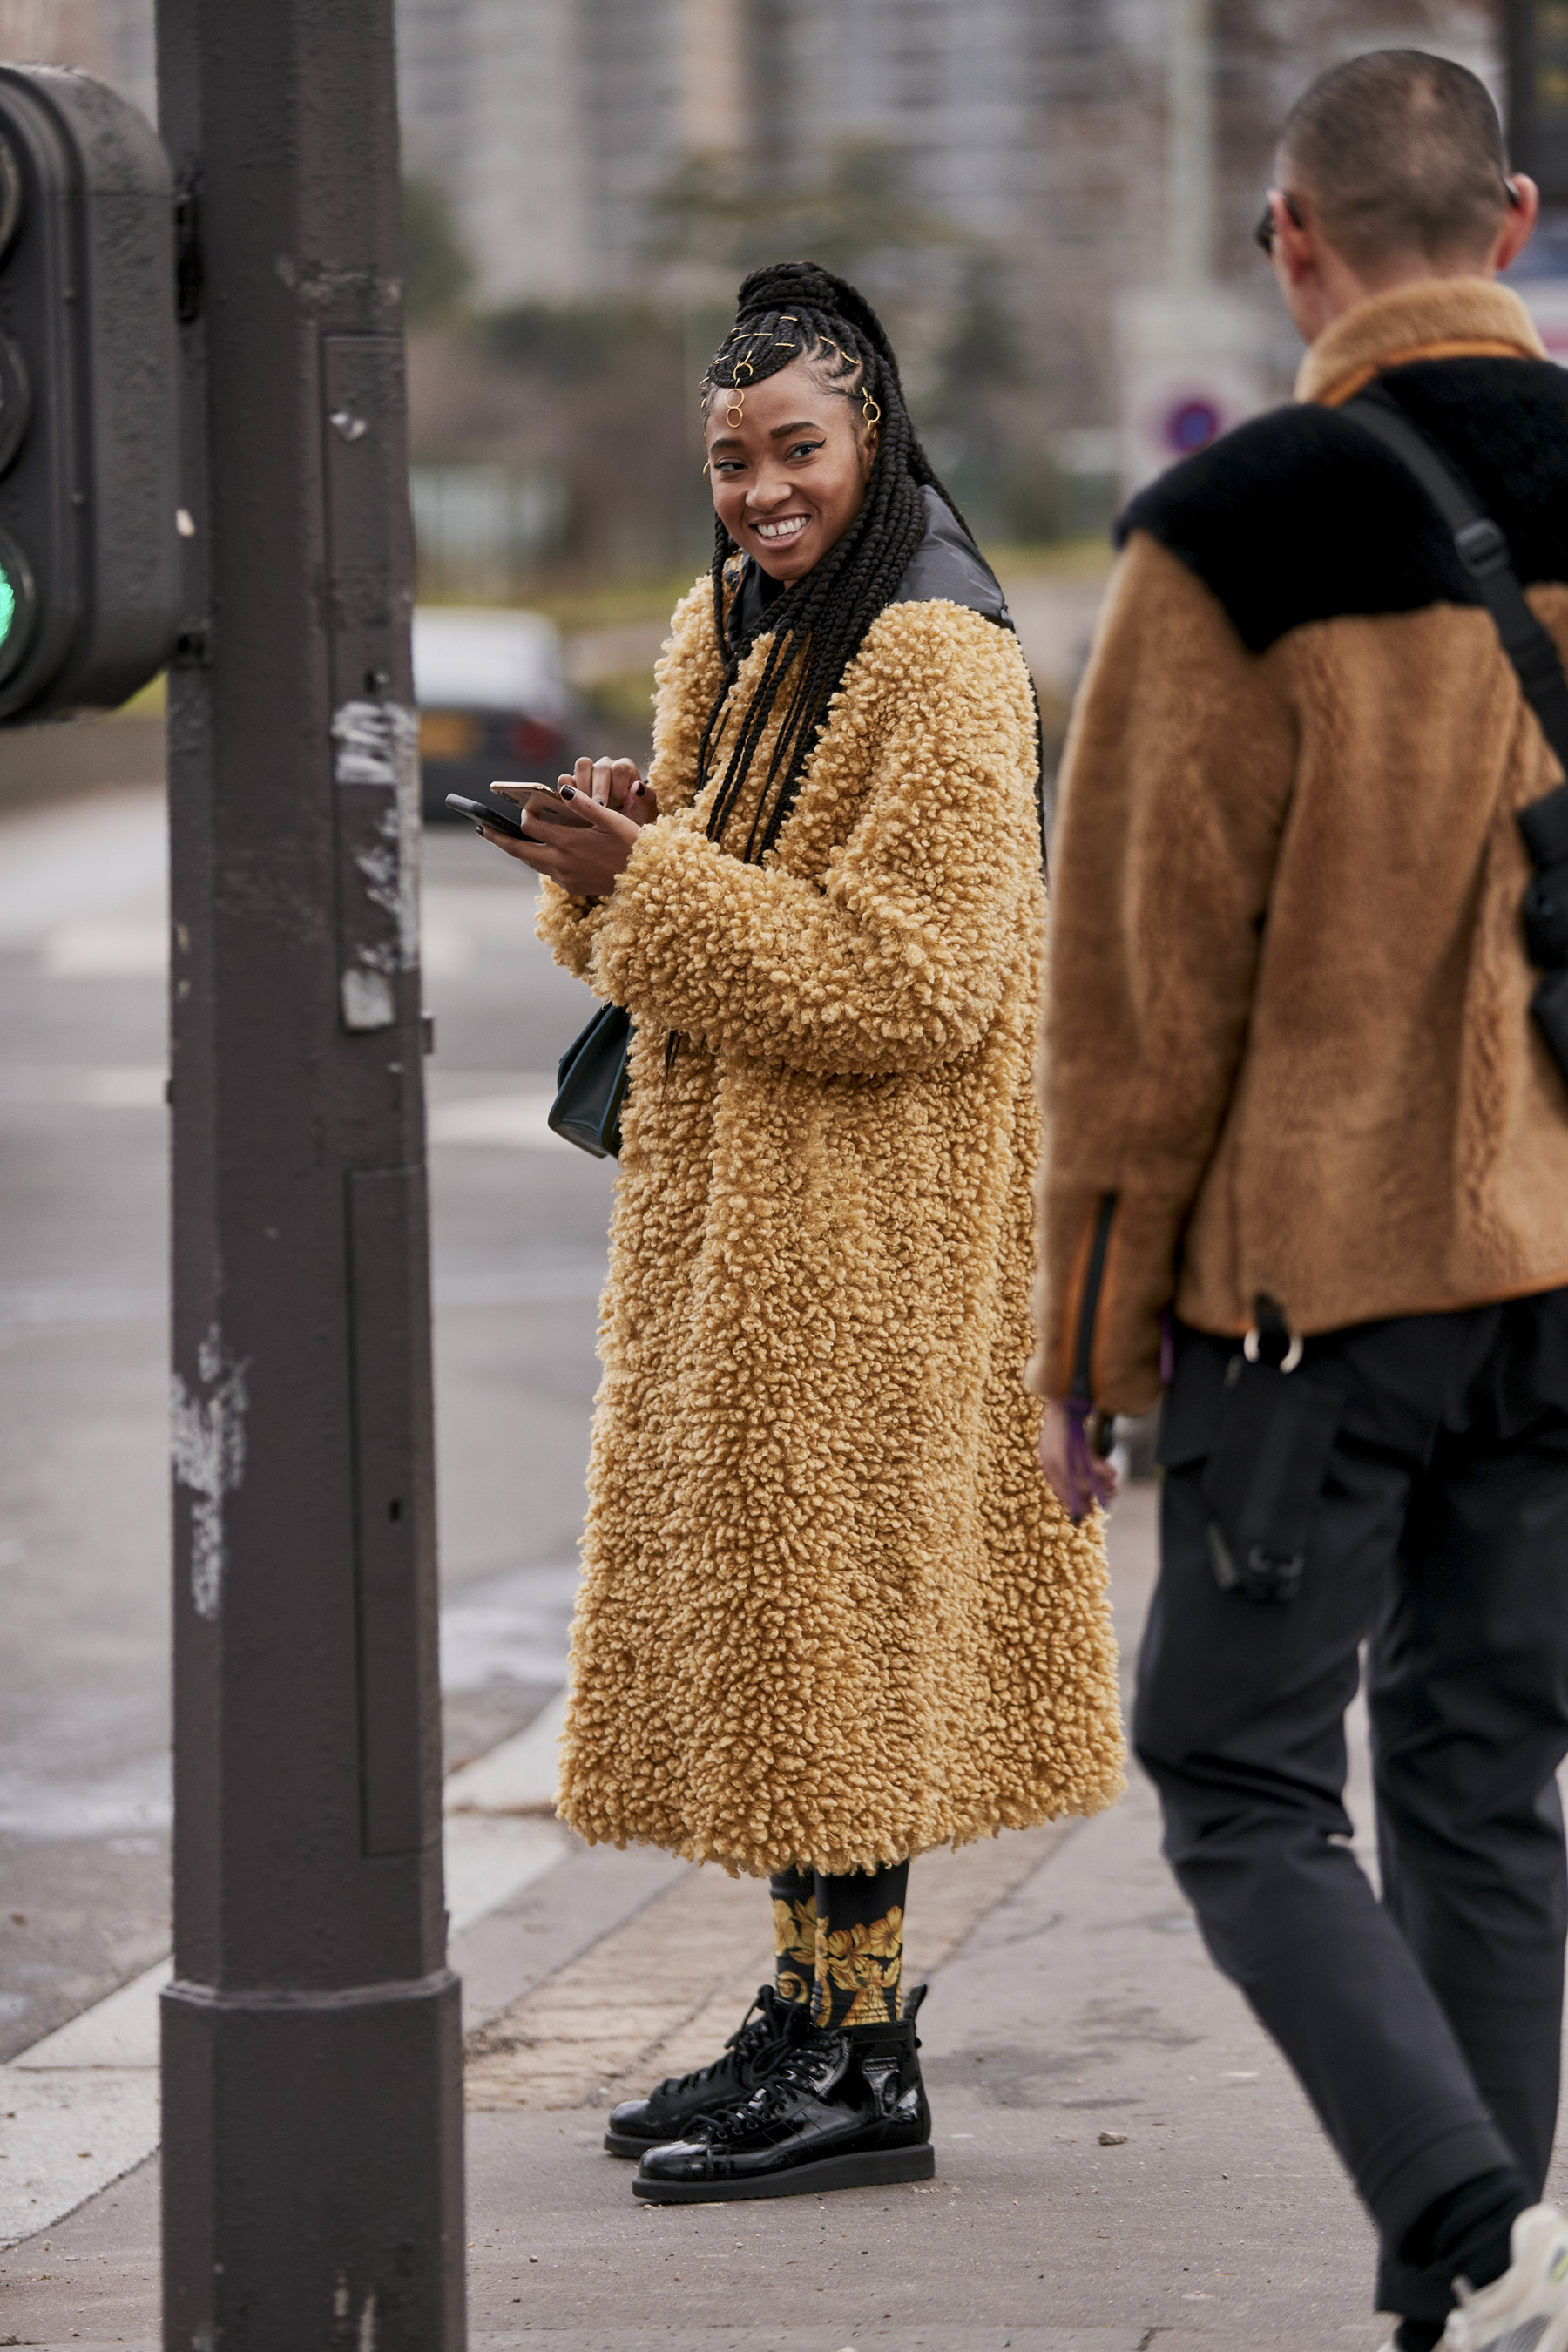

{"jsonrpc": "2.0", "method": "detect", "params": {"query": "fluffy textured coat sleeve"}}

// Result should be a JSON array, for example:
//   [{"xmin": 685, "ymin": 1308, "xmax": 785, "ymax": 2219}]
[
  {"xmin": 1029, "ymin": 531, "xmax": 1297, "ymax": 1411},
  {"xmin": 579, "ymin": 601, "xmax": 1038, "ymax": 1076}
]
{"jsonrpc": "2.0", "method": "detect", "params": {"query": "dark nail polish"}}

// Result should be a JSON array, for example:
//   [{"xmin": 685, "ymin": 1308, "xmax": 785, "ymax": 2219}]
[{"xmin": 560, "ymin": 783, "xmax": 576, "ymax": 799}]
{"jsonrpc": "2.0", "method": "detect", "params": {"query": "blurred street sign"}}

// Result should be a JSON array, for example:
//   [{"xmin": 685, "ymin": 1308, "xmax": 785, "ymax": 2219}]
[
  {"xmin": 1117, "ymin": 287, "xmax": 1270, "ymax": 497},
  {"xmin": 1508, "ymin": 1, "xmax": 1568, "ymax": 206}
]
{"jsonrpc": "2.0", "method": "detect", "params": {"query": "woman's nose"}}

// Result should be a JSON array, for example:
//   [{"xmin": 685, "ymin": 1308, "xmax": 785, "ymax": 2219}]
[{"xmin": 745, "ymin": 470, "xmax": 794, "ymax": 514}]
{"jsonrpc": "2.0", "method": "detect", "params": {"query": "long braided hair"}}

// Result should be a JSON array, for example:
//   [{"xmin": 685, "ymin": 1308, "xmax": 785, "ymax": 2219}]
[{"xmin": 696, "ymin": 260, "xmax": 972, "ymax": 864}]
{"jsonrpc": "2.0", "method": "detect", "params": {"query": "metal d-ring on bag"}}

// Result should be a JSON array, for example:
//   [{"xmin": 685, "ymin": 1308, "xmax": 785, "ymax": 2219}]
[{"xmin": 1343, "ymin": 387, "xmax": 1568, "ymax": 1083}]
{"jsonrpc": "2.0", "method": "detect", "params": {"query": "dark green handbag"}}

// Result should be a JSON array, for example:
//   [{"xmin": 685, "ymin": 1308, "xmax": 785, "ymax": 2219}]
[{"xmin": 549, "ymin": 1001, "xmax": 632, "ymax": 1159}]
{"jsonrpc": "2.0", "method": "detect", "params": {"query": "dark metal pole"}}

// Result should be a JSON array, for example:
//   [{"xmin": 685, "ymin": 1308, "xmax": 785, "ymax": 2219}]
[{"xmin": 155, "ymin": 3, "xmax": 463, "ymax": 2344}]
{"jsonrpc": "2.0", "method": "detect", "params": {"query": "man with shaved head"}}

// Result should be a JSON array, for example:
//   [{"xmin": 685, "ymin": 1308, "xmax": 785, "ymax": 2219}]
[{"xmin": 1036, "ymin": 49, "xmax": 1568, "ymax": 2352}]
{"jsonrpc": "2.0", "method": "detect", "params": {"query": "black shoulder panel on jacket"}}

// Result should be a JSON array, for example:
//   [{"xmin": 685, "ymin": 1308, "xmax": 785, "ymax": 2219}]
[{"xmin": 1118, "ymin": 359, "xmax": 1568, "ymax": 655}]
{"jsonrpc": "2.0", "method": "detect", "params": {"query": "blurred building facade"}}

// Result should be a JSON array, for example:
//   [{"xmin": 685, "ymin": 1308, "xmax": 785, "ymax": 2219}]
[
  {"xmin": 395, "ymin": 0, "xmax": 1503, "ymax": 438},
  {"xmin": 0, "ymin": 0, "xmax": 1505, "ymax": 562}
]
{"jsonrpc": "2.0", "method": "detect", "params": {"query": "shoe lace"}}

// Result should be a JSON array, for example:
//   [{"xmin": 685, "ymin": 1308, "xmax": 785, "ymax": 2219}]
[
  {"xmin": 691, "ymin": 2026, "xmax": 839, "ymax": 2141},
  {"xmin": 655, "ymin": 1984, "xmax": 793, "ymax": 2098}
]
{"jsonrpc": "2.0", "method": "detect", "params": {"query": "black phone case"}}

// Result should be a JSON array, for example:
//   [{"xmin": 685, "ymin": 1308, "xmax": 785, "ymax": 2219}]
[{"xmin": 446, "ymin": 793, "xmax": 524, "ymax": 839}]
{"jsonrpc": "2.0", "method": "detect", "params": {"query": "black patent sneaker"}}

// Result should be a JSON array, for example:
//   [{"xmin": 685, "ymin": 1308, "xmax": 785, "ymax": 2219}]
[
  {"xmin": 632, "ymin": 1982, "xmax": 933, "ymax": 2201},
  {"xmin": 604, "ymin": 1983, "xmax": 804, "ymax": 2159}
]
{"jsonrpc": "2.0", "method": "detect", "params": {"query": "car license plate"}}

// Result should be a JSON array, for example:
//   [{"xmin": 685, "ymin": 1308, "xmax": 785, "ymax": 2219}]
[{"xmin": 419, "ymin": 709, "xmax": 483, "ymax": 760}]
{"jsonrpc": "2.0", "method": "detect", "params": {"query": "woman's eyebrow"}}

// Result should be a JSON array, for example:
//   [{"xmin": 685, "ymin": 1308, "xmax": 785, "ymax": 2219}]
[{"xmin": 706, "ymin": 419, "xmax": 824, "ymax": 453}]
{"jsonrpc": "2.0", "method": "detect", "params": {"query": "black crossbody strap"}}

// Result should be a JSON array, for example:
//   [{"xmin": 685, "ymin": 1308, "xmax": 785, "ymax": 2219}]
[{"xmin": 1342, "ymin": 389, "xmax": 1568, "ymax": 868}]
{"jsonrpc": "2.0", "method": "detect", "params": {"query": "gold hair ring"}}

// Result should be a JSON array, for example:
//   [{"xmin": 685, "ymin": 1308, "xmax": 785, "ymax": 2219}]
[
  {"xmin": 725, "ymin": 390, "xmax": 745, "ymax": 428},
  {"xmin": 862, "ymin": 388, "xmax": 882, "ymax": 425}
]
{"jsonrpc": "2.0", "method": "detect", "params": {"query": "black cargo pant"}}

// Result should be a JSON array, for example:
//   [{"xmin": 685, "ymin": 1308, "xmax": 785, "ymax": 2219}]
[{"xmin": 1134, "ymin": 1290, "xmax": 1568, "ymax": 2323}]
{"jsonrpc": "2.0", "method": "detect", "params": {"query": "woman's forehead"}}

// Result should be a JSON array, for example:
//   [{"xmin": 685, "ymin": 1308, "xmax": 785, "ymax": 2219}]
[{"xmin": 703, "ymin": 354, "xmax": 855, "ymax": 439}]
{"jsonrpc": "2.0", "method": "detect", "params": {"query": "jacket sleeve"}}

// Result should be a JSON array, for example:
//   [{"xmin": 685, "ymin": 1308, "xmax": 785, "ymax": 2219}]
[
  {"xmin": 535, "ymin": 576, "xmax": 722, "ymax": 980},
  {"xmin": 580, "ymin": 602, "xmax": 1041, "ymax": 1079},
  {"xmin": 1027, "ymin": 531, "xmax": 1297, "ymax": 1414}
]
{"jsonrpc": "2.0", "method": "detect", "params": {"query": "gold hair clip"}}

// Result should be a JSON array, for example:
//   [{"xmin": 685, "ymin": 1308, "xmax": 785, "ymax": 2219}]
[
  {"xmin": 725, "ymin": 389, "xmax": 745, "ymax": 428},
  {"xmin": 862, "ymin": 388, "xmax": 882, "ymax": 425}
]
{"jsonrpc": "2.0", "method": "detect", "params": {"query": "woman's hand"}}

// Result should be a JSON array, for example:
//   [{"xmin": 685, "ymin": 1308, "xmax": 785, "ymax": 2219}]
[
  {"xmin": 481, "ymin": 781, "xmax": 644, "ymax": 898},
  {"xmin": 575, "ymin": 755, "xmax": 658, "ymax": 827}
]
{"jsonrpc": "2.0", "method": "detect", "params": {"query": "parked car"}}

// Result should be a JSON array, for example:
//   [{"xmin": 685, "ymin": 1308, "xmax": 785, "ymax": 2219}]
[{"xmin": 412, "ymin": 606, "xmax": 571, "ymax": 821}]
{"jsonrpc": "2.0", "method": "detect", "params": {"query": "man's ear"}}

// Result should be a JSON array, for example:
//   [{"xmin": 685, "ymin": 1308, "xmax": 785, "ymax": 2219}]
[
  {"xmin": 1272, "ymin": 190, "xmax": 1317, "ymax": 287},
  {"xmin": 1496, "ymin": 173, "xmax": 1540, "ymax": 273}
]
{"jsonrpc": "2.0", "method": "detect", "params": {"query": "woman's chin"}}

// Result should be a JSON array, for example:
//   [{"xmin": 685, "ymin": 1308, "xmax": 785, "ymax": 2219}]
[{"xmin": 748, "ymin": 532, "xmax": 814, "ymax": 579}]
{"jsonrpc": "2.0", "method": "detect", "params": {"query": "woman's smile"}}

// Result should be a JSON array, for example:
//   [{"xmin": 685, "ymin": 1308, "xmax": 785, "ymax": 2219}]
[{"xmin": 751, "ymin": 511, "xmax": 810, "ymax": 545}]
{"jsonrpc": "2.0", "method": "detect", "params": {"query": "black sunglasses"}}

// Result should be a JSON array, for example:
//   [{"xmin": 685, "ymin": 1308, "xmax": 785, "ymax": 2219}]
[{"xmin": 1254, "ymin": 191, "xmax": 1305, "ymax": 256}]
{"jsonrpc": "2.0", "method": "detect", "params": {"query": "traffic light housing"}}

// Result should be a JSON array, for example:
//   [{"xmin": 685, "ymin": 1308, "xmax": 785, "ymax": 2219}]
[{"xmin": 0, "ymin": 65, "xmax": 179, "ymax": 723}]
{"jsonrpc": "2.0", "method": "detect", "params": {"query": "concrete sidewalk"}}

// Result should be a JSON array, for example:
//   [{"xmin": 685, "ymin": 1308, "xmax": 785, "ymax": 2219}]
[{"xmin": 2, "ymin": 1485, "xmax": 1523, "ymax": 2351}]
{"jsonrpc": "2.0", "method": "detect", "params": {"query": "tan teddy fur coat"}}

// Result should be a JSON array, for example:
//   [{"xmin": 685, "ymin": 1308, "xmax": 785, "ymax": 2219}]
[
  {"xmin": 537, "ymin": 575, "xmax": 1125, "ymax": 1877},
  {"xmin": 1033, "ymin": 280, "xmax": 1568, "ymax": 1416}
]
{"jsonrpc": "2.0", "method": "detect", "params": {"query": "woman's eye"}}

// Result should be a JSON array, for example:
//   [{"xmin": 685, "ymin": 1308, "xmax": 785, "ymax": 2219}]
[
  {"xmin": 713, "ymin": 459, "xmax": 745, "ymax": 476},
  {"xmin": 787, "ymin": 440, "xmax": 825, "ymax": 461}
]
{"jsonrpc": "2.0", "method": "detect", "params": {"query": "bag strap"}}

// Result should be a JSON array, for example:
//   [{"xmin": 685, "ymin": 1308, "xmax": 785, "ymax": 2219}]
[{"xmin": 1342, "ymin": 388, "xmax": 1568, "ymax": 869}]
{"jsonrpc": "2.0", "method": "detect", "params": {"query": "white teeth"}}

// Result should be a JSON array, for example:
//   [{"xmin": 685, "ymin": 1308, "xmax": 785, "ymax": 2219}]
[{"xmin": 755, "ymin": 516, "xmax": 808, "ymax": 539}]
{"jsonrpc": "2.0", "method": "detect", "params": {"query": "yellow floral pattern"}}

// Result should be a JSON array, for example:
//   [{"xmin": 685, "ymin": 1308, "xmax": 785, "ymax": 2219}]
[
  {"xmin": 773, "ymin": 1892, "xmax": 817, "ymax": 2010},
  {"xmin": 812, "ymin": 1903, "xmax": 903, "ymax": 2029}
]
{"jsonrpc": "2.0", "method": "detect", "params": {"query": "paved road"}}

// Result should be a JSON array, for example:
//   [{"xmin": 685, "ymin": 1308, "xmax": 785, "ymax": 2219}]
[{"xmin": 0, "ymin": 784, "xmax": 612, "ymax": 2059}]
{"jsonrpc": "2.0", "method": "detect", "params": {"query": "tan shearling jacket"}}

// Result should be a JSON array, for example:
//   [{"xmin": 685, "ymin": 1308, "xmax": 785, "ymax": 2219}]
[{"xmin": 1031, "ymin": 280, "xmax": 1568, "ymax": 1416}]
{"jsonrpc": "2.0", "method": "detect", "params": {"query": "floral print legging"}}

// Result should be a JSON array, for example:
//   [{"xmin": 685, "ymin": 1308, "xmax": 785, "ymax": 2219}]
[{"xmin": 769, "ymin": 1860, "xmax": 909, "ymax": 2029}]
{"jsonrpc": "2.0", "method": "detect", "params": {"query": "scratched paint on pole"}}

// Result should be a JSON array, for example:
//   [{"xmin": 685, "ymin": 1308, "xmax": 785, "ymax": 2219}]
[
  {"xmin": 332, "ymin": 695, "xmax": 419, "ymax": 1031},
  {"xmin": 168, "ymin": 1326, "xmax": 248, "ymax": 1622}
]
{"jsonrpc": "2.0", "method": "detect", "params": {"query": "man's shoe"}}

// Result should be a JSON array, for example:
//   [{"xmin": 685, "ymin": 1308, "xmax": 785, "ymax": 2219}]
[
  {"xmin": 603, "ymin": 1984, "xmax": 802, "ymax": 2158},
  {"xmin": 1440, "ymin": 2204, "xmax": 1568, "ymax": 2352},
  {"xmin": 631, "ymin": 1984, "xmax": 934, "ymax": 2201}
]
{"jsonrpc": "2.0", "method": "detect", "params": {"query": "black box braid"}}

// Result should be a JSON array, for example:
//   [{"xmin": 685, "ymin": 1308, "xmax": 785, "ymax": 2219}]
[{"xmin": 694, "ymin": 260, "xmax": 976, "ymax": 867}]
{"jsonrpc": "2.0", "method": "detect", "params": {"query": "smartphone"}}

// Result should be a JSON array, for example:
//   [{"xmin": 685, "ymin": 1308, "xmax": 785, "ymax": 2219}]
[
  {"xmin": 445, "ymin": 792, "xmax": 526, "ymax": 841},
  {"xmin": 490, "ymin": 778, "xmax": 591, "ymax": 827}
]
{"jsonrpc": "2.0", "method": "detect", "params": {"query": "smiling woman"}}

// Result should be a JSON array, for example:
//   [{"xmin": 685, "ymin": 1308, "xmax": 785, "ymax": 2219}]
[
  {"xmin": 482, "ymin": 260, "xmax": 1124, "ymax": 2216},
  {"xmin": 705, "ymin": 365, "xmax": 874, "ymax": 583}
]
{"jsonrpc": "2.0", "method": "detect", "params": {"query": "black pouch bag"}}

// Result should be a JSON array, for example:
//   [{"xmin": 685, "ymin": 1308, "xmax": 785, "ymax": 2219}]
[
  {"xmin": 549, "ymin": 1002, "xmax": 632, "ymax": 1159},
  {"xmin": 1201, "ymin": 1300, "xmax": 1342, "ymax": 1604}
]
